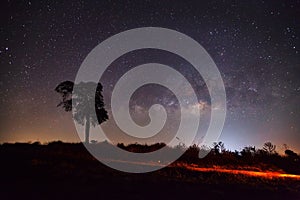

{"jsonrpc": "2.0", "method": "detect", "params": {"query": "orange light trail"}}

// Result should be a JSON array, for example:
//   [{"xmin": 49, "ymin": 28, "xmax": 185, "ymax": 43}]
[{"xmin": 183, "ymin": 165, "xmax": 300, "ymax": 180}]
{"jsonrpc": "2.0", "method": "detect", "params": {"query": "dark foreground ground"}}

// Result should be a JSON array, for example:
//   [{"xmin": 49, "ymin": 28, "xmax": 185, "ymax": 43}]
[{"xmin": 0, "ymin": 143, "xmax": 299, "ymax": 200}]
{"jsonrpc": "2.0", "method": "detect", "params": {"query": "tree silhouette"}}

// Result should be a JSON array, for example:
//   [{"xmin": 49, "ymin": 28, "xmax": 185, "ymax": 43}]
[
  {"xmin": 55, "ymin": 81, "xmax": 108, "ymax": 143},
  {"xmin": 262, "ymin": 142, "xmax": 276, "ymax": 154},
  {"xmin": 282, "ymin": 143, "xmax": 289, "ymax": 151},
  {"xmin": 285, "ymin": 149, "xmax": 298, "ymax": 158},
  {"xmin": 212, "ymin": 141, "xmax": 225, "ymax": 154},
  {"xmin": 241, "ymin": 146, "xmax": 256, "ymax": 157}
]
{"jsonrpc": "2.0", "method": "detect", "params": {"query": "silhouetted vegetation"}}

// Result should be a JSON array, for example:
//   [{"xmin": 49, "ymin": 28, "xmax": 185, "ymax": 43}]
[
  {"xmin": 55, "ymin": 81, "xmax": 108, "ymax": 143},
  {"xmin": 113, "ymin": 141, "xmax": 300, "ymax": 174},
  {"xmin": 262, "ymin": 141, "xmax": 276, "ymax": 154},
  {"xmin": 0, "ymin": 141, "xmax": 299, "ymax": 200},
  {"xmin": 117, "ymin": 142, "xmax": 166, "ymax": 153}
]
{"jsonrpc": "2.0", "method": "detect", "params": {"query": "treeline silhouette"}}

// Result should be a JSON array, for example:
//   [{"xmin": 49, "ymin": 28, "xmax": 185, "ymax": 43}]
[
  {"xmin": 178, "ymin": 142, "xmax": 300, "ymax": 174},
  {"xmin": 1, "ymin": 140, "xmax": 299, "ymax": 174},
  {"xmin": 1, "ymin": 141, "xmax": 300, "ymax": 200},
  {"xmin": 117, "ymin": 142, "xmax": 166, "ymax": 153}
]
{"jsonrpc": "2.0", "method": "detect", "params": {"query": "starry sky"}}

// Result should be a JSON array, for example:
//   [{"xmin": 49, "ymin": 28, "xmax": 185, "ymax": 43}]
[{"xmin": 0, "ymin": 0, "xmax": 299, "ymax": 152}]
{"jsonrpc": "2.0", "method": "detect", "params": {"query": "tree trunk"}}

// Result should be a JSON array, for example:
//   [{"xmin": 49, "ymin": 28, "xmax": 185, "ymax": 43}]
[{"xmin": 85, "ymin": 115, "xmax": 90, "ymax": 144}]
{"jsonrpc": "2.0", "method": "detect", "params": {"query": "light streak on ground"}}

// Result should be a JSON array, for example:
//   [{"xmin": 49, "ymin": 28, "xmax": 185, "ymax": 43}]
[
  {"xmin": 182, "ymin": 164, "xmax": 300, "ymax": 180},
  {"xmin": 100, "ymin": 159, "xmax": 300, "ymax": 179}
]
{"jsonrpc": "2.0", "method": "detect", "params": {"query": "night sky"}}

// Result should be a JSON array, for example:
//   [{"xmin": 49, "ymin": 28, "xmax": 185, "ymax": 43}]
[{"xmin": 0, "ymin": 0, "xmax": 299, "ymax": 152}]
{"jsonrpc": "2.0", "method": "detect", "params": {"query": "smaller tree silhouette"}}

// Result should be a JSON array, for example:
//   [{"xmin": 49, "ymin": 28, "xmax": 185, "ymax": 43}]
[
  {"xmin": 285, "ymin": 149, "xmax": 298, "ymax": 157},
  {"xmin": 262, "ymin": 142, "xmax": 276, "ymax": 154},
  {"xmin": 282, "ymin": 143, "xmax": 289, "ymax": 151},
  {"xmin": 241, "ymin": 146, "xmax": 256, "ymax": 157},
  {"xmin": 212, "ymin": 141, "xmax": 225, "ymax": 154}
]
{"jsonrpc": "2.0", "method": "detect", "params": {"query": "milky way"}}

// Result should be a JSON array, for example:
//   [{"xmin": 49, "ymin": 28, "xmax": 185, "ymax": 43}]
[{"xmin": 0, "ymin": 0, "xmax": 299, "ymax": 152}]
